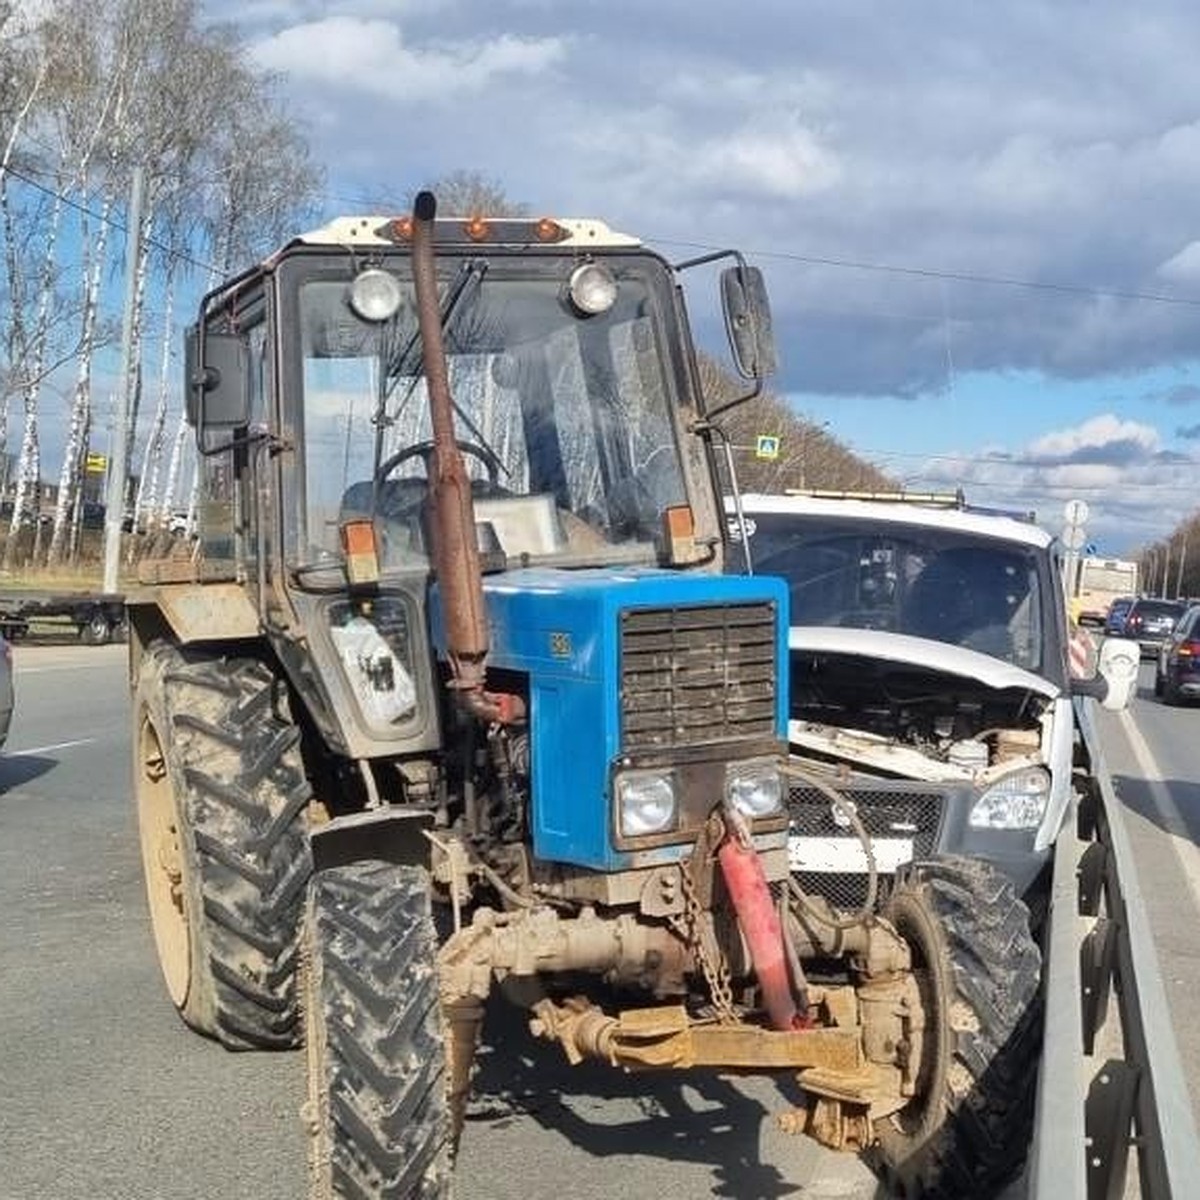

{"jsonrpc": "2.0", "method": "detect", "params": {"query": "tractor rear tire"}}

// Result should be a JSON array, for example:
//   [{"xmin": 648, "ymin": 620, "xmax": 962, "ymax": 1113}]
[
  {"xmin": 304, "ymin": 861, "xmax": 454, "ymax": 1199},
  {"xmin": 133, "ymin": 642, "xmax": 312, "ymax": 1048},
  {"xmin": 871, "ymin": 856, "xmax": 1042, "ymax": 1199}
]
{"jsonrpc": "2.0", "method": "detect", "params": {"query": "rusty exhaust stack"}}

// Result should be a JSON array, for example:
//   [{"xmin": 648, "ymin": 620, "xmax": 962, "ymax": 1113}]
[{"xmin": 410, "ymin": 191, "xmax": 523, "ymax": 725}]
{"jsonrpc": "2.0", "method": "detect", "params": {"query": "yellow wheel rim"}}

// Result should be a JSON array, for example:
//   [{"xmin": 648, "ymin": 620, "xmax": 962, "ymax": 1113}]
[{"xmin": 136, "ymin": 711, "xmax": 190, "ymax": 1008}]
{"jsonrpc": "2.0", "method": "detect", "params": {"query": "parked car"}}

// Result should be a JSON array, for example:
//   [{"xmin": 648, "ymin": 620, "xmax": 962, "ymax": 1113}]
[
  {"xmin": 0, "ymin": 631, "xmax": 13, "ymax": 750},
  {"xmin": 1155, "ymin": 605, "xmax": 1200, "ymax": 704},
  {"xmin": 1104, "ymin": 596, "xmax": 1136, "ymax": 636},
  {"xmin": 1122, "ymin": 597, "xmax": 1188, "ymax": 657}
]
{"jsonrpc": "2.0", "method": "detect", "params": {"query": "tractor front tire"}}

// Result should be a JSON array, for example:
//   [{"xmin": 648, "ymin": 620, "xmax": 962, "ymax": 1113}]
[
  {"xmin": 872, "ymin": 857, "xmax": 1042, "ymax": 1199},
  {"xmin": 304, "ymin": 861, "xmax": 455, "ymax": 1199},
  {"xmin": 133, "ymin": 642, "xmax": 312, "ymax": 1048}
]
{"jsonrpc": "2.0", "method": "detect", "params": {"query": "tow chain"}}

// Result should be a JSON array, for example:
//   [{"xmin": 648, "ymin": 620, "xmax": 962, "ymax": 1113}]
[{"xmin": 669, "ymin": 814, "xmax": 739, "ymax": 1026}]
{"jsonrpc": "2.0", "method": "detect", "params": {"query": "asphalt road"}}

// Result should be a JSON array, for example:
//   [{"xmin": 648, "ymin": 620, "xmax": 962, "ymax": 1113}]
[
  {"xmin": 0, "ymin": 643, "xmax": 875, "ymax": 1200},
  {"xmin": 5, "ymin": 644, "xmax": 1196, "ymax": 1199}
]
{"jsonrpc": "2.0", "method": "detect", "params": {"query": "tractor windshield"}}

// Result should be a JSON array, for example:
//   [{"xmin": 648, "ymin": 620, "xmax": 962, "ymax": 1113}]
[{"xmin": 293, "ymin": 255, "xmax": 690, "ymax": 573}]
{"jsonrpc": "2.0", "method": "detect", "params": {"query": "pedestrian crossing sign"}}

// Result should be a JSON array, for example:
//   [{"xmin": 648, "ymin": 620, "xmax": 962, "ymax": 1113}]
[{"xmin": 755, "ymin": 435, "xmax": 780, "ymax": 460}]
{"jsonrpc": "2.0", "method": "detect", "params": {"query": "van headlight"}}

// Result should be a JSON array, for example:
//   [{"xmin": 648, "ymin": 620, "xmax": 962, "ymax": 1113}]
[
  {"xmin": 969, "ymin": 767, "xmax": 1051, "ymax": 829},
  {"xmin": 726, "ymin": 759, "xmax": 784, "ymax": 819},
  {"xmin": 616, "ymin": 770, "xmax": 677, "ymax": 837}
]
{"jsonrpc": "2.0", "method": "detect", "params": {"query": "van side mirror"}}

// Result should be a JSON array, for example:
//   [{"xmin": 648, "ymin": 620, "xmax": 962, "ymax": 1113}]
[
  {"xmin": 185, "ymin": 326, "xmax": 248, "ymax": 429},
  {"xmin": 720, "ymin": 265, "xmax": 777, "ymax": 380},
  {"xmin": 1097, "ymin": 637, "xmax": 1140, "ymax": 711}
]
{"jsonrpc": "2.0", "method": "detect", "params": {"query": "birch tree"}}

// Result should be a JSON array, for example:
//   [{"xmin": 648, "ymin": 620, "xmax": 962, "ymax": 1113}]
[{"xmin": 0, "ymin": 12, "xmax": 47, "ymax": 513}]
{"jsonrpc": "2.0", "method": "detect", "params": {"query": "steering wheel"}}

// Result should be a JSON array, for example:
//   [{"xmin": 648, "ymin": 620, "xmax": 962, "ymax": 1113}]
[{"xmin": 376, "ymin": 439, "xmax": 505, "ymax": 489}]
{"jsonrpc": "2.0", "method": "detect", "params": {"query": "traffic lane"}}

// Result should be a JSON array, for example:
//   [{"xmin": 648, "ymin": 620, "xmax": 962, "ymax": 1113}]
[
  {"xmin": 3, "ymin": 643, "xmax": 129, "ymax": 801},
  {"xmin": 0, "ymin": 645, "xmax": 880, "ymax": 1200},
  {"xmin": 0, "ymin": 644, "xmax": 306, "ymax": 1200},
  {"xmin": 1108, "ymin": 661, "xmax": 1200, "ymax": 843},
  {"xmin": 1092, "ymin": 665, "xmax": 1200, "ymax": 1120}
]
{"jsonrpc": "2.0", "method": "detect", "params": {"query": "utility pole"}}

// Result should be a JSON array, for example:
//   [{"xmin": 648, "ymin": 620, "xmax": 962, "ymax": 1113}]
[
  {"xmin": 1161, "ymin": 542, "xmax": 1171, "ymax": 600},
  {"xmin": 1176, "ymin": 538, "xmax": 1188, "ymax": 599},
  {"xmin": 103, "ymin": 165, "xmax": 145, "ymax": 595}
]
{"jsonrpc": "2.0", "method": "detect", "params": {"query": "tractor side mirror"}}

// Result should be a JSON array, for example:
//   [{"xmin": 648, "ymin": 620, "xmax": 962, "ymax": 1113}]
[
  {"xmin": 185, "ymin": 326, "xmax": 248, "ymax": 429},
  {"xmin": 720, "ymin": 265, "xmax": 777, "ymax": 380}
]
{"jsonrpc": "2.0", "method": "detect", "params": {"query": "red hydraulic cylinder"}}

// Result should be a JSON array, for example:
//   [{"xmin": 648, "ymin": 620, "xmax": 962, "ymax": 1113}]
[{"xmin": 717, "ymin": 836, "xmax": 799, "ymax": 1031}]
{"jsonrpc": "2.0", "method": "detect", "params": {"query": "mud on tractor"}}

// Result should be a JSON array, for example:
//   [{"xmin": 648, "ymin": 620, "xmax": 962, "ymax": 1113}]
[{"xmin": 128, "ymin": 194, "xmax": 1039, "ymax": 1198}]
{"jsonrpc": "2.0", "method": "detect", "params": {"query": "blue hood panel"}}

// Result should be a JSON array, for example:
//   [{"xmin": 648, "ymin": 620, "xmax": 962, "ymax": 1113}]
[{"xmin": 432, "ymin": 567, "xmax": 787, "ymax": 871}]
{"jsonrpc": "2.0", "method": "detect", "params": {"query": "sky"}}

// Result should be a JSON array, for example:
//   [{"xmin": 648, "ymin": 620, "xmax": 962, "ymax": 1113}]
[{"xmin": 200, "ymin": 0, "xmax": 1200, "ymax": 555}]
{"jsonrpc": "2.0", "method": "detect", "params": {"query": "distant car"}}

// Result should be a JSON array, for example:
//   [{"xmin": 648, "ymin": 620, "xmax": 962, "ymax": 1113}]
[
  {"xmin": 1123, "ymin": 598, "xmax": 1188, "ymax": 657},
  {"xmin": 1155, "ymin": 605, "xmax": 1200, "ymax": 704},
  {"xmin": 0, "ymin": 631, "xmax": 13, "ymax": 750},
  {"xmin": 1103, "ymin": 596, "xmax": 1136, "ymax": 637}
]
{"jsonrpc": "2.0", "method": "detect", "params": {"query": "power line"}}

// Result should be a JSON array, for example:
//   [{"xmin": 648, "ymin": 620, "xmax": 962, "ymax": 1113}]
[
  {"xmin": 649, "ymin": 235, "xmax": 1200, "ymax": 310},
  {"xmin": 10, "ymin": 161, "xmax": 1200, "ymax": 315},
  {"xmin": 1, "ymin": 161, "xmax": 221, "ymax": 276},
  {"xmin": 863, "ymin": 445, "xmax": 1200, "ymax": 468}
]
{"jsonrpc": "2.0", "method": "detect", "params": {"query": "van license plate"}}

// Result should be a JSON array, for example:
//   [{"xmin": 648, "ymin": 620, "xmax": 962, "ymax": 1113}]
[{"xmin": 788, "ymin": 836, "xmax": 914, "ymax": 873}]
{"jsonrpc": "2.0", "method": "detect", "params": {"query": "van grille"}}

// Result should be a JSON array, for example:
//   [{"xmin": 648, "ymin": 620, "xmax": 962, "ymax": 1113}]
[
  {"xmin": 789, "ymin": 783, "xmax": 944, "ymax": 912},
  {"xmin": 619, "ymin": 603, "xmax": 777, "ymax": 751}
]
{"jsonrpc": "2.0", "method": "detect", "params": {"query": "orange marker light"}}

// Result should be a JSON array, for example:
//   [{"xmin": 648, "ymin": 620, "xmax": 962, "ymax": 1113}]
[
  {"xmin": 464, "ymin": 216, "xmax": 490, "ymax": 242},
  {"xmin": 535, "ymin": 217, "xmax": 564, "ymax": 242},
  {"xmin": 662, "ymin": 503, "xmax": 698, "ymax": 565},
  {"xmin": 391, "ymin": 216, "xmax": 414, "ymax": 241},
  {"xmin": 341, "ymin": 518, "xmax": 380, "ymax": 586}
]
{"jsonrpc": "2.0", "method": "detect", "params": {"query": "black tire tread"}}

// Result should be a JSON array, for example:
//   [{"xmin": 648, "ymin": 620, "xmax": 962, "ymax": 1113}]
[
  {"xmin": 874, "ymin": 856, "xmax": 1042, "ymax": 1198},
  {"xmin": 305, "ymin": 861, "xmax": 453, "ymax": 1200},
  {"xmin": 146, "ymin": 643, "xmax": 312, "ymax": 1049}
]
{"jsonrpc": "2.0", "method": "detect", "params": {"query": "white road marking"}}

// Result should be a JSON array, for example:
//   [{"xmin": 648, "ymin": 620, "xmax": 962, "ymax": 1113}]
[
  {"xmin": 5, "ymin": 736, "xmax": 96, "ymax": 757},
  {"xmin": 1117, "ymin": 708, "xmax": 1200, "ymax": 913}
]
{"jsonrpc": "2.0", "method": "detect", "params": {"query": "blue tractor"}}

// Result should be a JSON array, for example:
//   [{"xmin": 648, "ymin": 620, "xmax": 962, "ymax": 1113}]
[{"xmin": 128, "ymin": 195, "xmax": 1037, "ymax": 1199}]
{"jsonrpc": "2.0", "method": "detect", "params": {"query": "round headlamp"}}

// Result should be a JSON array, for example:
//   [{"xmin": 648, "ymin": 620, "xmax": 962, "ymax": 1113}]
[
  {"xmin": 349, "ymin": 268, "xmax": 404, "ymax": 323},
  {"xmin": 726, "ymin": 759, "xmax": 784, "ymax": 819},
  {"xmin": 616, "ymin": 770, "xmax": 677, "ymax": 837},
  {"xmin": 567, "ymin": 262, "xmax": 618, "ymax": 316}
]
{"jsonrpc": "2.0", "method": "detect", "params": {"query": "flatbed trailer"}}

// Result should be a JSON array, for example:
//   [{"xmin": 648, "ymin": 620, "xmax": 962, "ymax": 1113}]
[{"xmin": 0, "ymin": 590, "xmax": 127, "ymax": 644}]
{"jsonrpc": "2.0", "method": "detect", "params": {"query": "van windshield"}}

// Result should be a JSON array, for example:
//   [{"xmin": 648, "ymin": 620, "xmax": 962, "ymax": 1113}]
[{"xmin": 737, "ymin": 513, "xmax": 1047, "ymax": 673}]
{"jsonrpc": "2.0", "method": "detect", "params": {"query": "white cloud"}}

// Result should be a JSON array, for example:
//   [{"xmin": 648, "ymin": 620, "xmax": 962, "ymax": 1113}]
[
  {"xmin": 1156, "ymin": 239, "xmax": 1200, "ymax": 283},
  {"xmin": 903, "ymin": 413, "xmax": 1196, "ymax": 551},
  {"xmin": 1027, "ymin": 413, "xmax": 1159, "ymax": 460},
  {"xmin": 251, "ymin": 17, "xmax": 567, "ymax": 101}
]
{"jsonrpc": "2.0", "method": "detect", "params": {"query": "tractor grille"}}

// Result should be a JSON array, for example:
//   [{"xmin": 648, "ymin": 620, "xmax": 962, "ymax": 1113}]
[
  {"xmin": 789, "ymin": 783, "xmax": 944, "ymax": 913},
  {"xmin": 619, "ymin": 602, "xmax": 777, "ymax": 751}
]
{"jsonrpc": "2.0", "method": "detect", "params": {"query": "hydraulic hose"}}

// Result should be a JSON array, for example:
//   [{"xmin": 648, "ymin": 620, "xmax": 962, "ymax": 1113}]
[{"xmin": 717, "ymin": 833, "xmax": 799, "ymax": 1031}]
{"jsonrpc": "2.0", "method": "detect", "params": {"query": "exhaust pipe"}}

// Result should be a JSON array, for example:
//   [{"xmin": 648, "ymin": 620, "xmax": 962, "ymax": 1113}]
[{"xmin": 410, "ymin": 191, "xmax": 523, "ymax": 725}]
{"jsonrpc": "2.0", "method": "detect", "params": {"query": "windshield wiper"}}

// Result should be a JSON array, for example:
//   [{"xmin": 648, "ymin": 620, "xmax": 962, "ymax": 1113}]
[{"xmin": 371, "ymin": 260, "xmax": 487, "ymax": 465}]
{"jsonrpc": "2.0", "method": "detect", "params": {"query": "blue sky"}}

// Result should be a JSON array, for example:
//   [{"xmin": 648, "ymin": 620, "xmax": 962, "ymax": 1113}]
[{"xmin": 198, "ymin": 0, "xmax": 1200, "ymax": 553}]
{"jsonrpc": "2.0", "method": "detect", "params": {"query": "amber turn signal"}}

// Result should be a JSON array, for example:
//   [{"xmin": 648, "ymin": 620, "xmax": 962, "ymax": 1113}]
[{"xmin": 341, "ymin": 518, "xmax": 381, "ymax": 587}]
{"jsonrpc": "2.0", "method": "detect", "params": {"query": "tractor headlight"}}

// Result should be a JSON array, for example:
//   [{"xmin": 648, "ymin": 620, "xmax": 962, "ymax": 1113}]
[
  {"xmin": 969, "ymin": 767, "xmax": 1051, "ymax": 830},
  {"xmin": 567, "ymin": 262, "xmax": 618, "ymax": 316},
  {"xmin": 725, "ymin": 759, "xmax": 784, "ymax": 819},
  {"xmin": 349, "ymin": 268, "xmax": 403, "ymax": 322},
  {"xmin": 616, "ymin": 770, "xmax": 677, "ymax": 837}
]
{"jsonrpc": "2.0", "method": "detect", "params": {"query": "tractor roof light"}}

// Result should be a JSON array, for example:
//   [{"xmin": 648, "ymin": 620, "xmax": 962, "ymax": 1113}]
[
  {"xmin": 348, "ymin": 268, "xmax": 403, "ymax": 322},
  {"xmin": 567, "ymin": 261, "xmax": 618, "ymax": 316}
]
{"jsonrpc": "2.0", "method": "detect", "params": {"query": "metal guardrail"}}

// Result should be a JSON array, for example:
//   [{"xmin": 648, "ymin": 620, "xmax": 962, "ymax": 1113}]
[{"xmin": 1028, "ymin": 698, "xmax": 1200, "ymax": 1199}]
